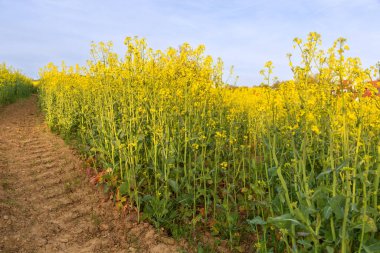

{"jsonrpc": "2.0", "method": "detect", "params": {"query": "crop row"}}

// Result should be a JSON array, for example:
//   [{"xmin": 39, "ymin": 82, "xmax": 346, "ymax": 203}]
[
  {"xmin": 0, "ymin": 63, "xmax": 35, "ymax": 105},
  {"xmin": 38, "ymin": 33, "xmax": 380, "ymax": 252}
]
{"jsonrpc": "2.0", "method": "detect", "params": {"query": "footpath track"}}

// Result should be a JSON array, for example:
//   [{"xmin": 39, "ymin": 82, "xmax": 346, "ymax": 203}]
[{"xmin": 0, "ymin": 96, "xmax": 180, "ymax": 253}]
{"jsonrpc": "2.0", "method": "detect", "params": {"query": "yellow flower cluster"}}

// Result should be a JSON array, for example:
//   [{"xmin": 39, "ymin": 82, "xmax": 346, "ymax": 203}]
[
  {"xmin": 38, "ymin": 33, "xmax": 380, "ymax": 251},
  {"xmin": 0, "ymin": 63, "xmax": 35, "ymax": 105}
]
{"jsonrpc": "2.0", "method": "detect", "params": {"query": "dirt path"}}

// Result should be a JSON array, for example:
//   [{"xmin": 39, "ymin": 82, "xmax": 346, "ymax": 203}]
[{"xmin": 0, "ymin": 96, "xmax": 183, "ymax": 253}]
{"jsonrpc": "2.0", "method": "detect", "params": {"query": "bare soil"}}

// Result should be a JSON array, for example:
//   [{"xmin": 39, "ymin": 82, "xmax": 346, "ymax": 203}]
[{"xmin": 0, "ymin": 96, "xmax": 185, "ymax": 253}]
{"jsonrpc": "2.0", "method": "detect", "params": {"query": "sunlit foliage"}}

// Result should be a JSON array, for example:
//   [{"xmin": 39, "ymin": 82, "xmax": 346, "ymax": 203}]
[
  {"xmin": 39, "ymin": 33, "xmax": 380, "ymax": 252},
  {"xmin": 0, "ymin": 63, "xmax": 35, "ymax": 105}
]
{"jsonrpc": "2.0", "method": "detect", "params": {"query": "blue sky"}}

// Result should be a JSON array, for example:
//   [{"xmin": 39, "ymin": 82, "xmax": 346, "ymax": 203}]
[{"xmin": 0, "ymin": 0, "xmax": 379, "ymax": 85}]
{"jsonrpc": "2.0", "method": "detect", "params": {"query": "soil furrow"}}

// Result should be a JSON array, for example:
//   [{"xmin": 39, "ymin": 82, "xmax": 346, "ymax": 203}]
[{"xmin": 0, "ymin": 96, "xmax": 185, "ymax": 253}]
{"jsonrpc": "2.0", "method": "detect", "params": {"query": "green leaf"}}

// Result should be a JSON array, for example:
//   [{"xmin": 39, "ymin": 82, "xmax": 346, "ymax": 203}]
[
  {"xmin": 363, "ymin": 241, "xmax": 380, "ymax": 253},
  {"xmin": 267, "ymin": 213, "xmax": 302, "ymax": 229},
  {"xmin": 352, "ymin": 215, "xmax": 377, "ymax": 233},
  {"xmin": 297, "ymin": 239, "xmax": 312, "ymax": 249},
  {"xmin": 316, "ymin": 169, "xmax": 332, "ymax": 180},
  {"xmin": 268, "ymin": 166, "xmax": 277, "ymax": 178},
  {"xmin": 325, "ymin": 246, "xmax": 334, "ymax": 253},
  {"xmin": 168, "ymin": 179, "xmax": 179, "ymax": 193},
  {"xmin": 317, "ymin": 161, "xmax": 348, "ymax": 180},
  {"xmin": 293, "ymin": 207, "xmax": 310, "ymax": 225},
  {"xmin": 322, "ymin": 206, "xmax": 332, "ymax": 220},
  {"xmin": 311, "ymin": 185, "xmax": 329, "ymax": 202},
  {"xmin": 247, "ymin": 216, "xmax": 267, "ymax": 226},
  {"xmin": 119, "ymin": 181, "xmax": 129, "ymax": 195},
  {"xmin": 329, "ymin": 195, "xmax": 345, "ymax": 220}
]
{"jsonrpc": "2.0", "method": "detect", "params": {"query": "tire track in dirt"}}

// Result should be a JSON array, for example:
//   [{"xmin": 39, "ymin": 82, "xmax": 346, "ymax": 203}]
[{"xmin": 0, "ymin": 96, "xmax": 185, "ymax": 253}]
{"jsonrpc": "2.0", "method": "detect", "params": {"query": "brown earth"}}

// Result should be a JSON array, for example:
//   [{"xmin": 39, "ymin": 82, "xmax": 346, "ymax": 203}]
[{"xmin": 0, "ymin": 96, "xmax": 186, "ymax": 253}]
